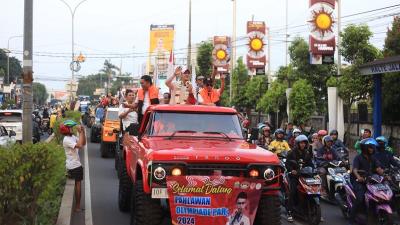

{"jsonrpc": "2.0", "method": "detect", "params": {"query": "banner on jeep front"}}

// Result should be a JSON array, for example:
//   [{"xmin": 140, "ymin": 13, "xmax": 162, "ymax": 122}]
[{"xmin": 167, "ymin": 176, "xmax": 263, "ymax": 225}]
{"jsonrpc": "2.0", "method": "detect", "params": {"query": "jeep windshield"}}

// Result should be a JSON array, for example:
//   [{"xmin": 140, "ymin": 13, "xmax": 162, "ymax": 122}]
[
  {"xmin": 148, "ymin": 112, "xmax": 243, "ymax": 139},
  {"xmin": 106, "ymin": 110, "xmax": 119, "ymax": 121},
  {"xmin": 0, "ymin": 112, "xmax": 22, "ymax": 122}
]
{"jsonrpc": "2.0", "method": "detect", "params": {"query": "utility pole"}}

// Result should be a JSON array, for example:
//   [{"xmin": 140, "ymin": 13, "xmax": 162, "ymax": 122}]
[
  {"xmin": 267, "ymin": 27, "xmax": 271, "ymax": 86},
  {"xmin": 7, "ymin": 35, "xmax": 23, "ymax": 85},
  {"xmin": 230, "ymin": 0, "xmax": 237, "ymax": 103},
  {"xmin": 337, "ymin": 0, "xmax": 342, "ymax": 77},
  {"xmin": 285, "ymin": 0, "xmax": 288, "ymax": 67},
  {"xmin": 187, "ymin": 0, "xmax": 192, "ymax": 69},
  {"xmin": 22, "ymin": 0, "xmax": 33, "ymax": 143}
]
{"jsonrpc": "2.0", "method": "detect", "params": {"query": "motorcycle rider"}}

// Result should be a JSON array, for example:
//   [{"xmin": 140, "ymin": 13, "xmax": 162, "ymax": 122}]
[
  {"xmin": 316, "ymin": 135, "xmax": 339, "ymax": 196},
  {"xmin": 330, "ymin": 130, "xmax": 346, "ymax": 151},
  {"xmin": 374, "ymin": 136, "xmax": 399, "ymax": 169},
  {"xmin": 354, "ymin": 128, "xmax": 372, "ymax": 154},
  {"xmin": 269, "ymin": 128, "xmax": 291, "ymax": 155},
  {"xmin": 32, "ymin": 115, "xmax": 41, "ymax": 143},
  {"xmin": 349, "ymin": 138, "xmax": 384, "ymax": 225},
  {"xmin": 286, "ymin": 134, "xmax": 314, "ymax": 222},
  {"xmin": 288, "ymin": 128, "xmax": 302, "ymax": 149},
  {"xmin": 257, "ymin": 124, "xmax": 272, "ymax": 148}
]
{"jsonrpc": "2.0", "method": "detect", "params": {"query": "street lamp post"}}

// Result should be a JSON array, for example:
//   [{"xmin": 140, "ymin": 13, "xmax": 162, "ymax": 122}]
[
  {"xmin": 230, "ymin": 0, "xmax": 237, "ymax": 103},
  {"xmin": 58, "ymin": 0, "xmax": 88, "ymax": 99},
  {"xmin": 7, "ymin": 35, "xmax": 23, "ymax": 85}
]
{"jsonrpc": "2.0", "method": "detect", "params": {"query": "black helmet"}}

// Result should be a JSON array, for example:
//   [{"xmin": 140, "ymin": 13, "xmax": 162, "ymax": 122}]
[
  {"xmin": 274, "ymin": 128, "xmax": 285, "ymax": 137},
  {"xmin": 330, "ymin": 129, "xmax": 338, "ymax": 135}
]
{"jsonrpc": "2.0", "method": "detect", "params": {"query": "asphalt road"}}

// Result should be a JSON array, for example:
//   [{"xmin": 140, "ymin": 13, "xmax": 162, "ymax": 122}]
[{"xmin": 74, "ymin": 139, "xmax": 398, "ymax": 225}]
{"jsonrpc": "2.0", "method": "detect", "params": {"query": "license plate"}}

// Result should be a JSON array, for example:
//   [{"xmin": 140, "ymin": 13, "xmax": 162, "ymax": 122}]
[
  {"xmin": 306, "ymin": 178, "xmax": 321, "ymax": 185},
  {"xmin": 151, "ymin": 188, "xmax": 168, "ymax": 199}
]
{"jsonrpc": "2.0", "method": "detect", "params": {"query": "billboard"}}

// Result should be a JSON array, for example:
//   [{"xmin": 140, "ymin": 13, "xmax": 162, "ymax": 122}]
[
  {"xmin": 308, "ymin": 0, "xmax": 336, "ymax": 64},
  {"xmin": 148, "ymin": 24, "xmax": 175, "ymax": 81},
  {"xmin": 167, "ymin": 176, "xmax": 263, "ymax": 225},
  {"xmin": 212, "ymin": 36, "xmax": 231, "ymax": 74},
  {"xmin": 246, "ymin": 21, "xmax": 267, "ymax": 75}
]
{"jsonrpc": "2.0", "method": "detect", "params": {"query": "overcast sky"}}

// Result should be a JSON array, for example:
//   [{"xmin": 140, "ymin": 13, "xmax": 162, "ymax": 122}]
[{"xmin": 1, "ymin": 0, "xmax": 399, "ymax": 91}]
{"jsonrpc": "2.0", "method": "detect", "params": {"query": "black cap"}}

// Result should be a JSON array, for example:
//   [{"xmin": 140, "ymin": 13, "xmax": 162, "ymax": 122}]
[{"xmin": 203, "ymin": 78, "xmax": 213, "ymax": 86}]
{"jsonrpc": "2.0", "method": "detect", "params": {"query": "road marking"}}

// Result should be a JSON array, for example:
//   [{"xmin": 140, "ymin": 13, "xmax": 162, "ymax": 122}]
[{"xmin": 84, "ymin": 139, "xmax": 93, "ymax": 225}]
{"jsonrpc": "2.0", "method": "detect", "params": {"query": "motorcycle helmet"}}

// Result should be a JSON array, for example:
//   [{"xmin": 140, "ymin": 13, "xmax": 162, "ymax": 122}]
[
  {"xmin": 360, "ymin": 138, "xmax": 378, "ymax": 154},
  {"xmin": 322, "ymin": 135, "xmax": 334, "ymax": 145},
  {"xmin": 293, "ymin": 128, "xmax": 301, "ymax": 134},
  {"xmin": 295, "ymin": 134, "xmax": 309, "ymax": 144},
  {"xmin": 274, "ymin": 128, "xmax": 285, "ymax": 137},
  {"xmin": 318, "ymin": 130, "xmax": 328, "ymax": 136},
  {"xmin": 375, "ymin": 136, "xmax": 388, "ymax": 148},
  {"xmin": 329, "ymin": 130, "xmax": 338, "ymax": 135}
]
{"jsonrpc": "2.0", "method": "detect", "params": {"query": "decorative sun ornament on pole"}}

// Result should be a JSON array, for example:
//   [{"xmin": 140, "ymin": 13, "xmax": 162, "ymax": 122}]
[
  {"xmin": 212, "ymin": 37, "xmax": 231, "ymax": 73},
  {"xmin": 308, "ymin": 0, "xmax": 336, "ymax": 65},
  {"xmin": 309, "ymin": 5, "xmax": 335, "ymax": 41},
  {"xmin": 247, "ymin": 31, "xmax": 266, "ymax": 59},
  {"xmin": 246, "ymin": 21, "xmax": 267, "ymax": 75}
]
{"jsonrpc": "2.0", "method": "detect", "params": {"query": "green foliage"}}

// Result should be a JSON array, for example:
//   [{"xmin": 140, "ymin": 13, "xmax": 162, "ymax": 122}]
[
  {"xmin": 33, "ymin": 82, "xmax": 49, "ymax": 105},
  {"xmin": 77, "ymin": 73, "xmax": 107, "ymax": 96},
  {"xmin": 0, "ymin": 142, "xmax": 66, "ymax": 225},
  {"xmin": 231, "ymin": 57, "xmax": 248, "ymax": 100},
  {"xmin": 0, "ymin": 49, "xmax": 23, "ymax": 83},
  {"xmin": 382, "ymin": 16, "xmax": 400, "ymax": 123},
  {"xmin": 340, "ymin": 24, "xmax": 382, "ymax": 65},
  {"xmin": 257, "ymin": 81, "xmax": 287, "ymax": 113},
  {"xmin": 289, "ymin": 79, "xmax": 316, "ymax": 124},
  {"xmin": 1, "ymin": 99, "xmax": 16, "ymax": 110},
  {"xmin": 196, "ymin": 41, "xmax": 213, "ymax": 77},
  {"xmin": 286, "ymin": 37, "xmax": 336, "ymax": 113}
]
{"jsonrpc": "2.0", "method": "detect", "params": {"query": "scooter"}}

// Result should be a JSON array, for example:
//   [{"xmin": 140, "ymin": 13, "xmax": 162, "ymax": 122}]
[
  {"xmin": 337, "ymin": 171, "xmax": 394, "ymax": 225},
  {"xmin": 388, "ymin": 166, "xmax": 400, "ymax": 217},
  {"xmin": 287, "ymin": 159, "xmax": 322, "ymax": 225},
  {"xmin": 319, "ymin": 160, "xmax": 347, "ymax": 203}
]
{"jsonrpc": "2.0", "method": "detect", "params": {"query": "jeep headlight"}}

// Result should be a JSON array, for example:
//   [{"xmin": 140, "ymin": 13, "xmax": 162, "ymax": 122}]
[
  {"xmin": 263, "ymin": 168, "xmax": 275, "ymax": 181},
  {"xmin": 153, "ymin": 167, "xmax": 166, "ymax": 180}
]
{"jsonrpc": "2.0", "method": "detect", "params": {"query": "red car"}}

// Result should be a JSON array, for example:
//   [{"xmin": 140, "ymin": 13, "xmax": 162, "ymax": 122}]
[{"xmin": 118, "ymin": 105, "xmax": 282, "ymax": 225}]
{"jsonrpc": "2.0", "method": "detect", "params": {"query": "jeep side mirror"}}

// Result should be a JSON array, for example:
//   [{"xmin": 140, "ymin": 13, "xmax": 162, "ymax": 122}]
[{"xmin": 9, "ymin": 130, "xmax": 16, "ymax": 137}]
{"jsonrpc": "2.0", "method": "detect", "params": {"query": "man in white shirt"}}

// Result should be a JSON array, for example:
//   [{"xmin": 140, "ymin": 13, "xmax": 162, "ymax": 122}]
[
  {"xmin": 165, "ymin": 66, "xmax": 195, "ymax": 105},
  {"xmin": 61, "ymin": 121, "xmax": 86, "ymax": 212},
  {"xmin": 119, "ymin": 89, "xmax": 138, "ymax": 132}
]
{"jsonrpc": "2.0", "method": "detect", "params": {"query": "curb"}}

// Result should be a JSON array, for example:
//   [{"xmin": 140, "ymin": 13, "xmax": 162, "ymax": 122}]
[{"xmin": 56, "ymin": 179, "xmax": 75, "ymax": 225}]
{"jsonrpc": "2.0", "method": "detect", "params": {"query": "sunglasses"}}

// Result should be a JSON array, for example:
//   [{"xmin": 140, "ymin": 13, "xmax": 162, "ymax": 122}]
[{"xmin": 237, "ymin": 201, "xmax": 246, "ymax": 205}]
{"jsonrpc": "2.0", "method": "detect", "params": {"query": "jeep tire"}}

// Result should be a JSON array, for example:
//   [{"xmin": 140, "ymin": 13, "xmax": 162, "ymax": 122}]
[
  {"xmin": 254, "ymin": 195, "xmax": 281, "ymax": 225},
  {"xmin": 118, "ymin": 158, "xmax": 132, "ymax": 212},
  {"xmin": 130, "ymin": 180, "xmax": 163, "ymax": 225}
]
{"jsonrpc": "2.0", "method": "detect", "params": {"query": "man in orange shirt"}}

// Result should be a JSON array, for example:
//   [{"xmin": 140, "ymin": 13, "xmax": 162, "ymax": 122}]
[{"xmin": 198, "ymin": 75, "xmax": 225, "ymax": 106}]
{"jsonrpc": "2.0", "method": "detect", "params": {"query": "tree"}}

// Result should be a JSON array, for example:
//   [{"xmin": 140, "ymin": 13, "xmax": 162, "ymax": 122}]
[
  {"xmin": 196, "ymin": 41, "xmax": 213, "ymax": 77},
  {"xmin": 257, "ymin": 81, "xmax": 287, "ymax": 114},
  {"xmin": 287, "ymin": 37, "xmax": 336, "ymax": 114},
  {"xmin": 101, "ymin": 60, "xmax": 120, "ymax": 93},
  {"xmin": 327, "ymin": 24, "xmax": 381, "ymax": 136},
  {"xmin": 289, "ymin": 79, "xmax": 316, "ymax": 125},
  {"xmin": 77, "ymin": 73, "xmax": 107, "ymax": 96},
  {"xmin": 382, "ymin": 16, "xmax": 400, "ymax": 123},
  {"xmin": 0, "ymin": 49, "xmax": 22, "ymax": 83},
  {"xmin": 33, "ymin": 82, "xmax": 49, "ymax": 105}
]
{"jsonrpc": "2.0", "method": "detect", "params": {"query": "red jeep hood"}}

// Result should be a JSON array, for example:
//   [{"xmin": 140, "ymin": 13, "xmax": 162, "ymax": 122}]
[{"xmin": 145, "ymin": 137, "xmax": 280, "ymax": 165}]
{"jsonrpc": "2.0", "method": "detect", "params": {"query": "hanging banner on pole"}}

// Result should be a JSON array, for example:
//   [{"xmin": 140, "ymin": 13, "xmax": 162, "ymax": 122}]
[
  {"xmin": 148, "ymin": 24, "xmax": 175, "ymax": 81},
  {"xmin": 167, "ymin": 176, "xmax": 263, "ymax": 225},
  {"xmin": 246, "ymin": 21, "xmax": 267, "ymax": 75},
  {"xmin": 308, "ymin": 0, "xmax": 336, "ymax": 64},
  {"xmin": 212, "ymin": 36, "xmax": 231, "ymax": 74}
]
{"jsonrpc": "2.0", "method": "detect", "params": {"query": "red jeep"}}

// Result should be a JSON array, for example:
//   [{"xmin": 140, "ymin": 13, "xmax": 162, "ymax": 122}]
[{"xmin": 118, "ymin": 105, "xmax": 282, "ymax": 225}]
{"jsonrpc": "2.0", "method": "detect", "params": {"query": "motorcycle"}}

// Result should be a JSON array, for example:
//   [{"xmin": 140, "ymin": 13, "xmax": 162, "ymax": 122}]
[
  {"xmin": 318, "ymin": 160, "xmax": 347, "ymax": 203},
  {"xmin": 387, "ymin": 166, "xmax": 400, "ymax": 216},
  {"xmin": 337, "ymin": 171, "xmax": 394, "ymax": 225},
  {"xmin": 286, "ymin": 159, "xmax": 322, "ymax": 225}
]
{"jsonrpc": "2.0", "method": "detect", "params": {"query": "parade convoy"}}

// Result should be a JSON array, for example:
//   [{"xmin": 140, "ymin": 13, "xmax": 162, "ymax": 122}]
[{"xmin": 116, "ymin": 105, "xmax": 283, "ymax": 225}]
